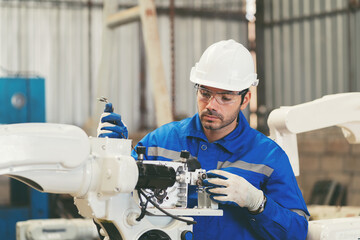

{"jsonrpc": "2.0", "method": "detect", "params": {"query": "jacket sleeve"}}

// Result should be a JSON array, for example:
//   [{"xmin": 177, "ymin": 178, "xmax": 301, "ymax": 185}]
[
  {"xmin": 247, "ymin": 195, "xmax": 309, "ymax": 240},
  {"xmin": 247, "ymin": 150, "xmax": 309, "ymax": 240}
]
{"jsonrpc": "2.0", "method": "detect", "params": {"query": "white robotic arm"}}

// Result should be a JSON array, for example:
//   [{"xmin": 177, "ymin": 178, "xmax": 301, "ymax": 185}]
[
  {"xmin": 268, "ymin": 92, "xmax": 360, "ymax": 176},
  {"xmin": 0, "ymin": 123, "xmax": 221, "ymax": 240},
  {"xmin": 0, "ymin": 123, "xmax": 93, "ymax": 195}
]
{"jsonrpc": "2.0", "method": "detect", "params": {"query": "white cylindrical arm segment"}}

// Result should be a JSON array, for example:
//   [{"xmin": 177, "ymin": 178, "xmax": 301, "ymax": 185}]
[
  {"xmin": 0, "ymin": 124, "xmax": 139, "ymax": 197},
  {"xmin": 0, "ymin": 123, "xmax": 90, "ymax": 171},
  {"xmin": 0, "ymin": 123, "xmax": 92, "ymax": 195},
  {"xmin": 268, "ymin": 92, "xmax": 360, "ymax": 176}
]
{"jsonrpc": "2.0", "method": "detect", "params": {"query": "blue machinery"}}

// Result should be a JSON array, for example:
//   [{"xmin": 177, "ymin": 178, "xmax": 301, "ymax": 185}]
[{"xmin": 0, "ymin": 77, "xmax": 49, "ymax": 240}]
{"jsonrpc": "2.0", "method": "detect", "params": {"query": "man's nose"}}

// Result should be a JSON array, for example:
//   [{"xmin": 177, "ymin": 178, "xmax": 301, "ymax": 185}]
[{"xmin": 205, "ymin": 95, "xmax": 220, "ymax": 110}]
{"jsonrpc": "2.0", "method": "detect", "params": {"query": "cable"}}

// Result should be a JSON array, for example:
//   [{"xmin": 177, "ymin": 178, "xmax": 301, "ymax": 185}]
[
  {"xmin": 136, "ymin": 190, "xmax": 152, "ymax": 222},
  {"xmin": 134, "ymin": 149, "xmax": 196, "ymax": 225},
  {"xmin": 137, "ymin": 189, "xmax": 197, "ymax": 225}
]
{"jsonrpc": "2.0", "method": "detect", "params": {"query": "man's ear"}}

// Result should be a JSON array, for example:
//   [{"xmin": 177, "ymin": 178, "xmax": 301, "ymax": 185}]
[{"xmin": 240, "ymin": 91, "xmax": 251, "ymax": 110}]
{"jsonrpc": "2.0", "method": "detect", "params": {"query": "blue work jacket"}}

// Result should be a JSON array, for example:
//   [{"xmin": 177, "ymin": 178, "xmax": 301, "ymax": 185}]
[{"xmin": 132, "ymin": 112, "xmax": 309, "ymax": 240}]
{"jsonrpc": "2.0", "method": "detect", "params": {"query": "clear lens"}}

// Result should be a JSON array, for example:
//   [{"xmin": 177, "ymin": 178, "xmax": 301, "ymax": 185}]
[{"xmin": 196, "ymin": 86, "xmax": 240, "ymax": 105}]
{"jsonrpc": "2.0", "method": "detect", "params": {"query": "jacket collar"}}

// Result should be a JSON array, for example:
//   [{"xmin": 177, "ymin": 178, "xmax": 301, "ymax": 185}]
[{"xmin": 184, "ymin": 112, "xmax": 252, "ymax": 153}]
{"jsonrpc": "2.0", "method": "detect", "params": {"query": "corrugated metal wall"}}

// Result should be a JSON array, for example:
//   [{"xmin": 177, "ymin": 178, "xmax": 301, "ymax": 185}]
[
  {"xmin": 0, "ymin": 1, "xmax": 97, "ymax": 127},
  {"xmin": 0, "ymin": 0, "xmax": 249, "ymax": 134},
  {"xmin": 258, "ymin": 0, "xmax": 360, "ymax": 111}
]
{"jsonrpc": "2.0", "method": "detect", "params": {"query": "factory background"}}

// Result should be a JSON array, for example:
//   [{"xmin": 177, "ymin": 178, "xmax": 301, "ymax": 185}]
[
  {"xmin": 1, "ymin": 0, "xmax": 359, "ymax": 131},
  {"xmin": 0, "ymin": 0, "xmax": 359, "ymax": 239},
  {"xmin": 0, "ymin": 0, "xmax": 251, "ymax": 132}
]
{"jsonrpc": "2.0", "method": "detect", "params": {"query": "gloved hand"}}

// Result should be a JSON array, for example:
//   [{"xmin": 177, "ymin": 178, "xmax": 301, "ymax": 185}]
[
  {"xmin": 203, "ymin": 170, "xmax": 264, "ymax": 212},
  {"xmin": 97, "ymin": 103, "xmax": 128, "ymax": 139}
]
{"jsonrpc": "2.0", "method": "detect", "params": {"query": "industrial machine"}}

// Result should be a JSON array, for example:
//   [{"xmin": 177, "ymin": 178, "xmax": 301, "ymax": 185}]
[
  {"xmin": 268, "ymin": 92, "xmax": 360, "ymax": 176},
  {"xmin": 0, "ymin": 123, "xmax": 222, "ymax": 240},
  {"xmin": 267, "ymin": 92, "xmax": 360, "ymax": 239}
]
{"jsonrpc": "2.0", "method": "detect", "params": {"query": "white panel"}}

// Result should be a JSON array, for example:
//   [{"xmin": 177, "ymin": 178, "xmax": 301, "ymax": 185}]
[
  {"xmin": 282, "ymin": 0, "xmax": 290, "ymax": 19},
  {"xmin": 113, "ymin": 22, "xmax": 141, "ymax": 132},
  {"xmin": 292, "ymin": 21, "xmax": 301, "ymax": 104},
  {"xmin": 273, "ymin": 26, "xmax": 282, "ymax": 107},
  {"xmin": 291, "ymin": 0, "xmax": 301, "ymax": 105},
  {"xmin": 303, "ymin": 0, "xmax": 312, "ymax": 102},
  {"xmin": 263, "ymin": 0, "xmax": 272, "ymax": 22},
  {"xmin": 313, "ymin": 9, "xmax": 322, "ymax": 98},
  {"xmin": 336, "ymin": 13, "xmax": 344, "ymax": 92},
  {"xmin": 264, "ymin": 28, "xmax": 273, "ymax": 110},
  {"xmin": 292, "ymin": 0, "xmax": 300, "ymax": 18},
  {"xmin": 174, "ymin": 16, "xmax": 198, "ymax": 118},
  {"xmin": 272, "ymin": 0, "xmax": 281, "ymax": 21},
  {"xmin": 325, "ymin": 15, "xmax": 333, "ymax": 94},
  {"xmin": 282, "ymin": 23, "xmax": 291, "ymax": 105}
]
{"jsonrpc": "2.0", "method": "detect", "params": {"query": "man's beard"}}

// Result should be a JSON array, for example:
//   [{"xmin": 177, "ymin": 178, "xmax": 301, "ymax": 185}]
[{"xmin": 199, "ymin": 108, "xmax": 239, "ymax": 131}]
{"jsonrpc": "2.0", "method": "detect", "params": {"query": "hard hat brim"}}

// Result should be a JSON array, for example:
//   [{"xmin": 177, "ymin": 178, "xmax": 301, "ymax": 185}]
[{"xmin": 190, "ymin": 67, "xmax": 258, "ymax": 92}]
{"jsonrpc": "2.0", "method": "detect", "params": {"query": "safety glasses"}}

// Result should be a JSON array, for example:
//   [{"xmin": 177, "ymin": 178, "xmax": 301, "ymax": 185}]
[{"xmin": 194, "ymin": 84, "xmax": 247, "ymax": 105}]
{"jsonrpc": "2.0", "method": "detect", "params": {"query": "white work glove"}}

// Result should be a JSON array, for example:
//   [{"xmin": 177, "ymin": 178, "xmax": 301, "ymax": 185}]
[{"xmin": 204, "ymin": 170, "xmax": 264, "ymax": 212}]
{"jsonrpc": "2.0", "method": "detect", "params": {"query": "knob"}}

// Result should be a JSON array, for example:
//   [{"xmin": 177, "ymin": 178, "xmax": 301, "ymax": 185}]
[
  {"xmin": 181, "ymin": 230, "xmax": 193, "ymax": 240},
  {"xmin": 180, "ymin": 150, "xmax": 190, "ymax": 159},
  {"xmin": 136, "ymin": 146, "xmax": 146, "ymax": 155}
]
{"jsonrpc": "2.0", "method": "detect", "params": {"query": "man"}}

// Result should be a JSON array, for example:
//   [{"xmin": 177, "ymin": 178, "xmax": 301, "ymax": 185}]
[{"xmin": 98, "ymin": 39, "xmax": 309, "ymax": 239}]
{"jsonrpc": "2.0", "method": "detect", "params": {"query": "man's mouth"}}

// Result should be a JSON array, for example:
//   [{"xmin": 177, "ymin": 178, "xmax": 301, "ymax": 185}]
[
  {"xmin": 203, "ymin": 114, "xmax": 219, "ymax": 120},
  {"xmin": 201, "ymin": 109, "xmax": 223, "ymax": 121}
]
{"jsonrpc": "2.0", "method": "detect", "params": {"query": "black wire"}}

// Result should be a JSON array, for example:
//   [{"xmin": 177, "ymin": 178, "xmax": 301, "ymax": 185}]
[
  {"xmin": 138, "ymin": 189, "xmax": 197, "ymax": 225},
  {"xmin": 134, "ymin": 150, "xmax": 196, "ymax": 225},
  {"xmin": 136, "ymin": 190, "xmax": 151, "ymax": 222}
]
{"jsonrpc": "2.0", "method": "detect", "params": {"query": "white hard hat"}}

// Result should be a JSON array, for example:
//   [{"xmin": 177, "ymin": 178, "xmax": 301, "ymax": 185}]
[{"xmin": 190, "ymin": 39, "xmax": 258, "ymax": 91}]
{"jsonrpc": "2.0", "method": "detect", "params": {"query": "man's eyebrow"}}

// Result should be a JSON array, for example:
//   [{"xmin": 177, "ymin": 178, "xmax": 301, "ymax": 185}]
[{"xmin": 199, "ymin": 86, "xmax": 237, "ymax": 94}]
